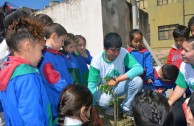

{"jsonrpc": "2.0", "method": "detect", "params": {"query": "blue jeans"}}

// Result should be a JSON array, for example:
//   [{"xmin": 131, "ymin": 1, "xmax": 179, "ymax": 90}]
[{"xmin": 97, "ymin": 76, "xmax": 143, "ymax": 112}]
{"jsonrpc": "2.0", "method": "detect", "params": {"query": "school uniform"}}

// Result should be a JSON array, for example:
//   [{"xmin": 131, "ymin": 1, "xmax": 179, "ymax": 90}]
[
  {"xmin": 143, "ymin": 66, "xmax": 175, "ymax": 96},
  {"xmin": 39, "ymin": 47, "xmax": 73, "ymax": 117},
  {"xmin": 167, "ymin": 44, "xmax": 183, "ymax": 68},
  {"xmin": 127, "ymin": 47, "xmax": 154, "ymax": 82},
  {"xmin": 76, "ymin": 49, "xmax": 92, "ymax": 87},
  {"xmin": 0, "ymin": 56, "xmax": 52, "ymax": 126},
  {"xmin": 60, "ymin": 50, "xmax": 81, "ymax": 84}
]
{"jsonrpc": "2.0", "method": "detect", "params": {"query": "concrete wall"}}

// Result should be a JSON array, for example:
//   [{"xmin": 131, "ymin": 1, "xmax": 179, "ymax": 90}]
[
  {"xmin": 36, "ymin": 0, "xmax": 131, "ymax": 56},
  {"xmin": 101, "ymin": 0, "xmax": 131, "ymax": 47}
]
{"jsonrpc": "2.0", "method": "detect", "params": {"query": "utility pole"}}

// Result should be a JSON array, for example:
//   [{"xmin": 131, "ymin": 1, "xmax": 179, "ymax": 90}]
[{"xmin": 183, "ymin": 0, "xmax": 185, "ymax": 25}]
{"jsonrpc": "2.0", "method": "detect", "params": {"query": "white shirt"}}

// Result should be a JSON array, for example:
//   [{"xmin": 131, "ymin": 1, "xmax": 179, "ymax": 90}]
[{"xmin": 0, "ymin": 39, "xmax": 9, "ymax": 65}]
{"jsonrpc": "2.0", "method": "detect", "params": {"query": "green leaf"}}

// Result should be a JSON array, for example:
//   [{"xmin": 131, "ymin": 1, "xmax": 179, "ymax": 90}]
[{"xmin": 104, "ymin": 76, "xmax": 111, "ymax": 82}]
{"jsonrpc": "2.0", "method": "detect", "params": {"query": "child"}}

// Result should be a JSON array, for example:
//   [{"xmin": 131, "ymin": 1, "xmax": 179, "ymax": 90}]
[
  {"xmin": 167, "ymin": 25, "xmax": 190, "ymax": 68},
  {"xmin": 75, "ymin": 35, "xmax": 92, "ymax": 87},
  {"xmin": 132, "ymin": 90, "xmax": 175, "ymax": 126},
  {"xmin": 188, "ymin": 16, "xmax": 194, "ymax": 36},
  {"xmin": 0, "ymin": 7, "xmax": 28, "ymax": 69},
  {"xmin": 38, "ymin": 23, "xmax": 73, "ymax": 118},
  {"xmin": 168, "ymin": 36, "xmax": 194, "ymax": 126},
  {"xmin": 144, "ymin": 64, "xmax": 179, "ymax": 96},
  {"xmin": 60, "ymin": 33, "xmax": 81, "ymax": 84},
  {"xmin": 0, "ymin": 15, "xmax": 52, "ymax": 125},
  {"xmin": 58, "ymin": 84, "xmax": 93, "ymax": 126},
  {"xmin": 126, "ymin": 29, "xmax": 154, "ymax": 84}
]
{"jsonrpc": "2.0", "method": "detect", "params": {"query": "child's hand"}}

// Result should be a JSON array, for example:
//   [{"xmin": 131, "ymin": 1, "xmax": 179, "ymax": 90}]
[
  {"xmin": 80, "ymin": 106, "xmax": 91, "ymax": 123},
  {"xmin": 147, "ymin": 79, "xmax": 153, "ymax": 84},
  {"xmin": 106, "ymin": 79, "xmax": 118, "ymax": 86},
  {"xmin": 155, "ymin": 88, "xmax": 164, "ymax": 94},
  {"xmin": 80, "ymin": 50, "xmax": 88, "ymax": 58}
]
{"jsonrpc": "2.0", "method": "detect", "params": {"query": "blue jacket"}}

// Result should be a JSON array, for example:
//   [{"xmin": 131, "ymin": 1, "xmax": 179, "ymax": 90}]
[
  {"xmin": 127, "ymin": 47, "xmax": 154, "ymax": 81},
  {"xmin": 0, "ymin": 62, "xmax": 52, "ymax": 126},
  {"xmin": 143, "ymin": 68, "xmax": 175, "ymax": 96},
  {"xmin": 76, "ymin": 49, "xmax": 92, "ymax": 86},
  {"xmin": 60, "ymin": 51, "xmax": 81, "ymax": 84},
  {"xmin": 39, "ymin": 48, "xmax": 73, "ymax": 117}
]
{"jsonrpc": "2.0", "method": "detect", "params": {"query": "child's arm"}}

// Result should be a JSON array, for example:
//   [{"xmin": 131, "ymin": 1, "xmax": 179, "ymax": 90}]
[
  {"xmin": 145, "ymin": 51, "xmax": 154, "ymax": 81},
  {"xmin": 16, "ymin": 74, "xmax": 48, "ymax": 125},
  {"xmin": 80, "ymin": 51, "xmax": 88, "ymax": 59},
  {"xmin": 83, "ymin": 49, "xmax": 93, "ymax": 64},
  {"xmin": 42, "ymin": 62, "xmax": 73, "ymax": 92}
]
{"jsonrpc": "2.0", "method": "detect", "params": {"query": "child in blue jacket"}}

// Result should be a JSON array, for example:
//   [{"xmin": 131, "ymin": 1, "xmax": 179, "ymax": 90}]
[
  {"xmin": 60, "ymin": 33, "xmax": 81, "ymax": 84},
  {"xmin": 0, "ymin": 14, "xmax": 52, "ymax": 126},
  {"xmin": 38, "ymin": 23, "xmax": 73, "ymax": 118},
  {"xmin": 144, "ymin": 64, "xmax": 179, "ymax": 96},
  {"xmin": 126, "ymin": 29, "xmax": 154, "ymax": 84},
  {"xmin": 75, "ymin": 35, "xmax": 92, "ymax": 87}
]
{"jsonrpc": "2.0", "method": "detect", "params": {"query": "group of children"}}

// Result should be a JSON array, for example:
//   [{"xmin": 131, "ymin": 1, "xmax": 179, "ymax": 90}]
[
  {"xmin": 126, "ymin": 28, "xmax": 179, "ymax": 96},
  {"xmin": 0, "ymin": 7, "xmax": 92, "ymax": 126},
  {"xmin": 131, "ymin": 16, "xmax": 194, "ymax": 126},
  {"xmin": 1, "ymin": 3, "xmax": 194, "ymax": 126}
]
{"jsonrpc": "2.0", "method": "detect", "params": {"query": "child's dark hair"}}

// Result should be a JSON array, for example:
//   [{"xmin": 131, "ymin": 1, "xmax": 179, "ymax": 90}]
[
  {"xmin": 128, "ymin": 29, "xmax": 143, "ymax": 42},
  {"xmin": 161, "ymin": 64, "xmax": 179, "ymax": 80},
  {"xmin": 188, "ymin": 92, "xmax": 194, "ymax": 116},
  {"xmin": 64, "ymin": 33, "xmax": 76, "ymax": 46},
  {"xmin": 3, "ymin": 9, "xmax": 29, "ymax": 29},
  {"xmin": 36, "ymin": 14, "xmax": 53, "ymax": 25},
  {"xmin": 58, "ymin": 84, "xmax": 93, "ymax": 126},
  {"xmin": 6, "ymin": 15, "xmax": 45, "ymax": 53},
  {"xmin": 188, "ymin": 16, "xmax": 194, "ymax": 29},
  {"xmin": 44, "ymin": 23, "xmax": 67, "ymax": 40},
  {"xmin": 75, "ymin": 35, "xmax": 86, "ymax": 44},
  {"xmin": 187, "ymin": 36, "xmax": 194, "ymax": 49},
  {"xmin": 0, "ymin": 2, "xmax": 14, "ymax": 43},
  {"xmin": 173, "ymin": 25, "xmax": 190, "ymax": 39},
  {"xmin": 104, "ymin": 32, "xmax": 122, "ymax": 49},
  {"xmin": 132, "ymin": 90, "xmax": 175, "ymax": 126}
]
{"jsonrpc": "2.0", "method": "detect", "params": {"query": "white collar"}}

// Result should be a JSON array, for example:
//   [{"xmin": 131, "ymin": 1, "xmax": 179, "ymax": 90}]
[{"xmin": 64, "ymin": 117, "xmax": 82, "ymax": 126}]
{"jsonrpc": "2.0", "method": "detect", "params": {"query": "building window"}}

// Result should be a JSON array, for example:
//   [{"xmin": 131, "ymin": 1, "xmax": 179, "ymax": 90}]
[
  {"xmin": 158, "ymin": 24, "xmax": 178, "ymax": 40},
  {"xmin": 157, "ymin": 0, "xmax": 168, "ymax": 6},
  {"xmin": 136, "ymin": 0, "xmax": 145, "ymax": 9}
]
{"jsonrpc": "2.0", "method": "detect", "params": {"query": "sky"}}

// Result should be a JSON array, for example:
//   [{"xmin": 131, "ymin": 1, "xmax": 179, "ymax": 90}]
[{"xmin": 0, "ymin": 0, "xmax": 64, "ymax": 10}]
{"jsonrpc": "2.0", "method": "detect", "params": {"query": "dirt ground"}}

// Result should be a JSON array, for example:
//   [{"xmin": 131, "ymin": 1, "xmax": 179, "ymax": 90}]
[{"xmin": 93, "ymin": 104, "xmax": 135, "ymax": 126}]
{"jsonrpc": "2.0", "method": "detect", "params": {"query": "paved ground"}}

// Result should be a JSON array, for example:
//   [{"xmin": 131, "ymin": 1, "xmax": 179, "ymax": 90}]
[{"xmin": 152, "ymin": 48, "xmax": 170, "ymax": 64}]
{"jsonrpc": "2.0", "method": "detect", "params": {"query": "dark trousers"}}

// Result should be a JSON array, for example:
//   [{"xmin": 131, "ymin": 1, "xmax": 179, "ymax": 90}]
[{"xmin": 172, "ymin": 97, "xmax": 187, "ymax": 126}]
